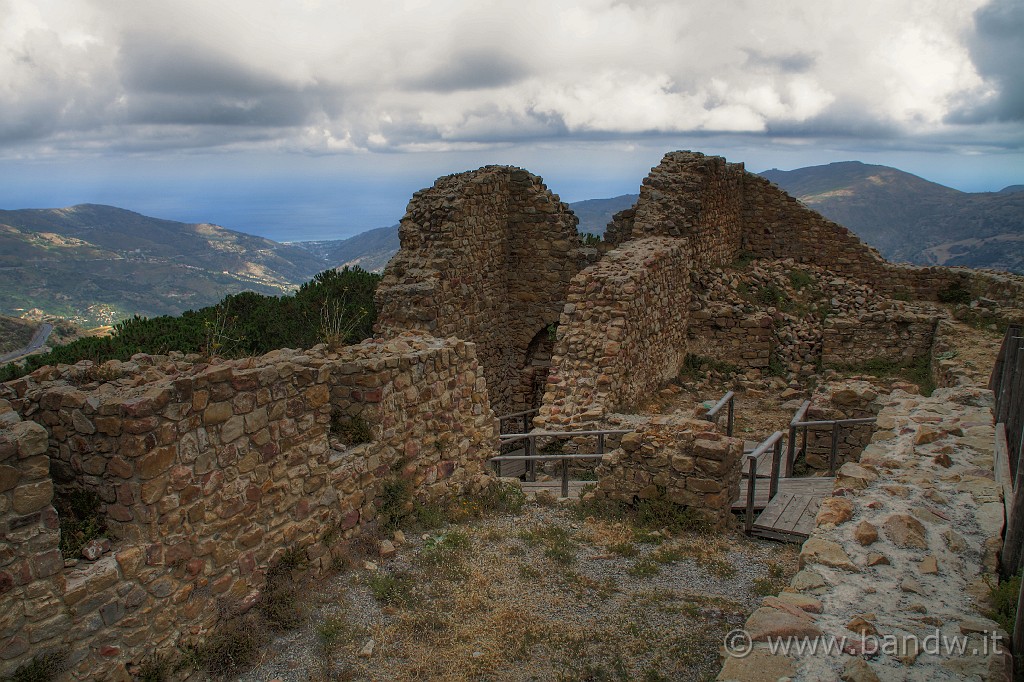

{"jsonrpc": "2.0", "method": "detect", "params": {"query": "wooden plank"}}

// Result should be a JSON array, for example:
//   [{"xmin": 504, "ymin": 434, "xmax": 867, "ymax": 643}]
[
  {"xmin": 996, "ymin": 423, "xmax": 1013, "ymax": 524},
  {"xmin": 753, "ymin": 492, "xmax": 795, "ymax": 529},
  {"xmin": 792, "ymin": 497, "xmax": 823, "ymax": 537},
  {"xmin": 774, "ymin": 493, "xmax": 816, "ymax": 533},
  {"xmin": 732, "ymin": 478, "xmax": 772, "ymax": 511}
]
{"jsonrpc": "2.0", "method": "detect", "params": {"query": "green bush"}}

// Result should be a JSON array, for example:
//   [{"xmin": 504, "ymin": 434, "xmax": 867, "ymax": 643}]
[
  {"xmin": 55, "ymin": 489, "xmax": 107, "ymax": 559},
  {"xmin": 788, "ymin": 270, "xmax": 814, "ymax": 290},
  {"xmin": 986, "ymin": 571, "xmax": 1021, "ymax": 636},
  {"xmin": 0, "ymin": 267, "xmax": 381, "ymax": 382},
  {"xmin": 331, "ymin": 413, "xmax": 374, "ymax": 445}
]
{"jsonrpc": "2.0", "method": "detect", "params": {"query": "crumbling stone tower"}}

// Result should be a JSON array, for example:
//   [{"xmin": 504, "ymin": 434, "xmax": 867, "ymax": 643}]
[{"xmin": 375, "ymin": 166, "xmax": 588, "ymax": 415}]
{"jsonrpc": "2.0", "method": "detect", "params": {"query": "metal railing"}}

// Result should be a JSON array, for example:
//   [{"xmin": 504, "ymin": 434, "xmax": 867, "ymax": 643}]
[
  {"xmin": 492, "ymin": 428, "xmax": 632, "ymax": 497},
  {"xmin": 704, "ymin": 391, "xmax": 735, "ymax": 437}
]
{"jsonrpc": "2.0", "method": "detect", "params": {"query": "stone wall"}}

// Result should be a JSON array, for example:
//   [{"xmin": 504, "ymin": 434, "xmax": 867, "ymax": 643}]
[
  {"xmin": 374, "ymin": 166, "xmax": 586, "ymax": 416},
  {"xmin": 741, "ymin": 172, "xmax": 1024, "ymax": 308},
  {"xmin": 0, "ymin": 401, "xmax": 63, "ymax": 672},
  {"xmin": 685, "ymin": 304, "xmax": 773, "ymax": 372},
  {"xmin": 592, "ymin": 414, "xmax": 743, "ymax": 527},
  {"xmin": 0, "ymin": 334, "xmax": 496, "ymax": 679},
  {"xmin": 720, "ymin": 386, "xmax": 1009, "ymax": 680},
  {"xmin": 801, "ymin": 381, "xmax": 881, "ymax": 473},
  {"xmin": 536, "ymin": 237, "xmax": 692, "ymax": 430},
  {"xmin": 820, "ymin": 309, "xmax": 938, "ymax": 369},
  {"xmin": 605, "ymin": 151, "xmax": 745, "ymax": 269}
]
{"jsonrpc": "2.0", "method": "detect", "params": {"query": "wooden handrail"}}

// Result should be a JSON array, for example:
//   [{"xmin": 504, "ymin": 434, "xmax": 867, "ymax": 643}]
[
  {"xmin": 499, "ymin": 428, "xmax": 633, "ymax": 441},
  {"xmin": 746, "ymin": 431, "xmax": 784, "ymax": 535},
  {"xmin": 497, "ymin": 407, "xmax": 540, "ymax": 420},
  {"xmin": 790, "ymin": 417, "xmax": 877, "ymax": 428},
  {"xmin": 704, "ymin": 391, "xmax": 736, "ymax": 437}
]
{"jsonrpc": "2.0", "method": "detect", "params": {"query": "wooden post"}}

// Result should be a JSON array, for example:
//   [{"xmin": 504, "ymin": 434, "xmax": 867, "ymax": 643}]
[
  {"xmin": 745, "ymin": 455, "xmax": 757, "ymax": 535},
  {"xmin": 727, "ymin": 396, "xmax": 735, "ymax": 437},
  {"xmin": 561, "ymin": 459, "xmax": 569, "ymax": 499},
  {"xmin": 1003, "ymin": 432, "xmax": 1024, "ymax": 578},
  {"xmin": 527, "ymin": 435, "xmax": 536, "ymax": 482},
  {"xmin": 1014, "ymin": 577, "xmax": 1024, "ymax": 664},
  {"xmin": 770, "ymin": 438, "xmax": 783, "ymax": 499},
  {"xmin": 786, "ymin": 425, "xmax": 797, "ymax": 478},
  {"xmin": 597, "ymin": 433, "xmax": 605, "ymax": 455},
  {"xmin": 829, "ymin": 422, "xmax": 840, "ymax": 475}
]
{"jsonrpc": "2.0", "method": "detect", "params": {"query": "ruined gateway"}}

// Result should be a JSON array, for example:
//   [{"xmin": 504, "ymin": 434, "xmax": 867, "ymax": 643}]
[{"xmin": 1, "ymin": 150, "xmax": 1021, "ymax": 679}]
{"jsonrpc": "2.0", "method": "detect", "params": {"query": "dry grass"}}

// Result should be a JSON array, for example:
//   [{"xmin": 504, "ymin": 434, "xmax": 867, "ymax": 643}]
[{"xmin": 239, "ymin": 503, "xmax": 799, "ymax": 682}]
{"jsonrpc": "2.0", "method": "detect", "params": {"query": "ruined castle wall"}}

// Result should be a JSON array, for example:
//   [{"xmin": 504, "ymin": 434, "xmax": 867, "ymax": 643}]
[
  {"xmin": 685, "ymin": 305, "xmax": 773, "ymax": 371},
  {"xmin": 0, "ymin": 335, "xmax": 496, "ymax": 679},
  {"xmin": 593, "ymin": 414, "xmax": 743, "ymax": 527},
  {"xmin": 801, "ymin": 382, "xmax": 881, "ymax": 473},
  {"xmin": 605, "ymin": 152, "xmax": 745, "ymax": 269},
  {"xmin": 820, "ymin": 309, "xmax": 938, "ymax": 369},
  {"xmin": 537, "ymin": 237, "xmax": 691, "ymax": 429},
  {"xmin": 741, "ymin": 173, "xmax": 1024, "ymax": 307},
  {"xmin": 374, "ymin": 166, "xmax": 584, "ymax": 416}
]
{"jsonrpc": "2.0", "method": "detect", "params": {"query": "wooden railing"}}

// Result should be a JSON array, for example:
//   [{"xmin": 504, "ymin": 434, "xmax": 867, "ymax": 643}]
[
  {"xmin": 784, "ymin": 400, "xmax": 875, "ymax": 475},
  {"xmin": 744, "ymin": 431, "xmax": 784, "ymax": 534},
  {"xmin": 989, "ymin": 325, "xmax": 1024, "ymax": 658},
  {"xmin": 497, "ymin": 408, "xmax": 540, "ymax": 435},
  {"xmin": 704, "ymin": 391, "xmax": 735, "ymax": 437},
  {"xmin": 492, "ymin": 428, "xmax": 632, "ymax": 497}
]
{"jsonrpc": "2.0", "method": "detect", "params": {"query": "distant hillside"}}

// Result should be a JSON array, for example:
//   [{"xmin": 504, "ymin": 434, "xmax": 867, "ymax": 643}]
[
  {"xmin": 760, "ymin": 162, "xmax": 1024, "ymax": 273},
  {"xmin": 571, "ymin": 194, "xmax": 638, "ymax": 236},
  {"xmin": 0, "ymin": 315, "xmax": 36, "ymax": 355},
  {"xmin": 0, "ymin": 204, "xmax": 328, "ymax": 326},
  {"xmin": 295, "ymin": 225, "xmax": 400, "ymax": 273},
  {"xmin": 293, "ymin": 196, "xmax": 640, "ymax": 272}
]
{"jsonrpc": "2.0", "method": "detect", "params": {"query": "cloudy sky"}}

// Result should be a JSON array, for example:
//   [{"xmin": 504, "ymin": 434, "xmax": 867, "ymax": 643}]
[{"xmin": 1, "ymin": 0, "xmax": 1022, "ymax": 241}]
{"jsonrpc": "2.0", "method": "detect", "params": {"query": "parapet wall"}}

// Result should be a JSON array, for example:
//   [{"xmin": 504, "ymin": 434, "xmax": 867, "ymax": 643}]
[
  {"xmin": 375, "ymin": 166, "xmax": 586, "ymax": 415},
  {"xmin": 536, "ymin": 237, "xmax": 691, "ymax": 429},
  {"xmin": 0, "ymin": 335, "xmax": 496, "ymax": 679}
]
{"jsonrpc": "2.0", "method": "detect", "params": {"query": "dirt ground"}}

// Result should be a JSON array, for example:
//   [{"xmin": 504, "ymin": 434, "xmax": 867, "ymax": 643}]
[{"xmin": 228, "ymin": 503, "xmax": 798, "ymax": 682}]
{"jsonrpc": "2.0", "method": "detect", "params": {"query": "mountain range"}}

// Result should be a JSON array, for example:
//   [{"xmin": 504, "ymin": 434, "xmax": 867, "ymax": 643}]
[
  {"xmin": 0, "ymin": 161, "xmax": 1019, "ymax": 327},
  {"xmin": 760, "ymin": 162, "xmax": 1024, "ymax": 271},
  {"xmin": 0, "ymin": 204, "xmax": 327, "ymax": 327}
]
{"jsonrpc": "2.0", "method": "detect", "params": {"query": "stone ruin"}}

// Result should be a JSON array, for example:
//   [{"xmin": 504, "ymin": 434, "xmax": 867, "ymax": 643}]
[
  {"xmin": 377, "ymin": 150, "xmax": 1024, "ymax": 432},
  {"xmin": 0, "ymin": 335, "xmax": 496, "ymax": 679},
  {"xmin": 3, "ymin": 149, "xmax": 1024, "ymax": 678}
]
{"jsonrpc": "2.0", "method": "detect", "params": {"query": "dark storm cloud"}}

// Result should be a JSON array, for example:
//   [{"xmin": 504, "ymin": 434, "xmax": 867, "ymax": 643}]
[
  {"xmin": 952, "ymin": 0, "xmax": 1024, "ymax": 123},
  {"xmin": 407, "ymin": 49, "xmax": 531, "ymax": 93},
  {"xmin": 119, "ymin": 35, "xmax": 297, "ymax": 97}
]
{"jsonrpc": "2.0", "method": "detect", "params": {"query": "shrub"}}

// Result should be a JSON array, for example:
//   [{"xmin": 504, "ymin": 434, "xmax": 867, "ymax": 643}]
[
  {"xmin": 331, "ymin": 413, "xmax": 374, "ymax": 445},
  {"xmin": 986, "ymin": 571, "xmax": 1021, "ymax": 636},
  {"xmin": 367, "ymin": 571, "xmax": 416, "ymax": 606},
  {"xmin": 55, "ymin": 489, "xmax": 107, "ymax": 559},
  {"xmin": 378, "ymin": 479, "xmax": 413, "ymax": 532},
  {"xmin": 788, "ymin": 270, "xmax": 814, "ymax": 290},
  {"xmin": 3, "ymin": 652, "xmax": 66, "ymax": 682}
]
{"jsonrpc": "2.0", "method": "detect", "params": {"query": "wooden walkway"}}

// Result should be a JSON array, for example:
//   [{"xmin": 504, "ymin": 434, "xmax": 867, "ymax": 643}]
[{"xmin": 733, "ymin": 476, "xmax": 835, "ymax": 541}]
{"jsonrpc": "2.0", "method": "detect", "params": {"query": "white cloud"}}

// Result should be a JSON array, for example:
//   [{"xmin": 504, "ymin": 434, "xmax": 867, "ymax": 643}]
[{"xmin": 0, "ymin": 0, "xmax": 1015, "ymax": 157}]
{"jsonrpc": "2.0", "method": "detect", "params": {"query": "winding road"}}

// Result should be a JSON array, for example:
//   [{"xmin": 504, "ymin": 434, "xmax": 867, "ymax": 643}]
[{"xmin": 0, "ymin": 323, "xmax": 53, "ymax": 365}]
